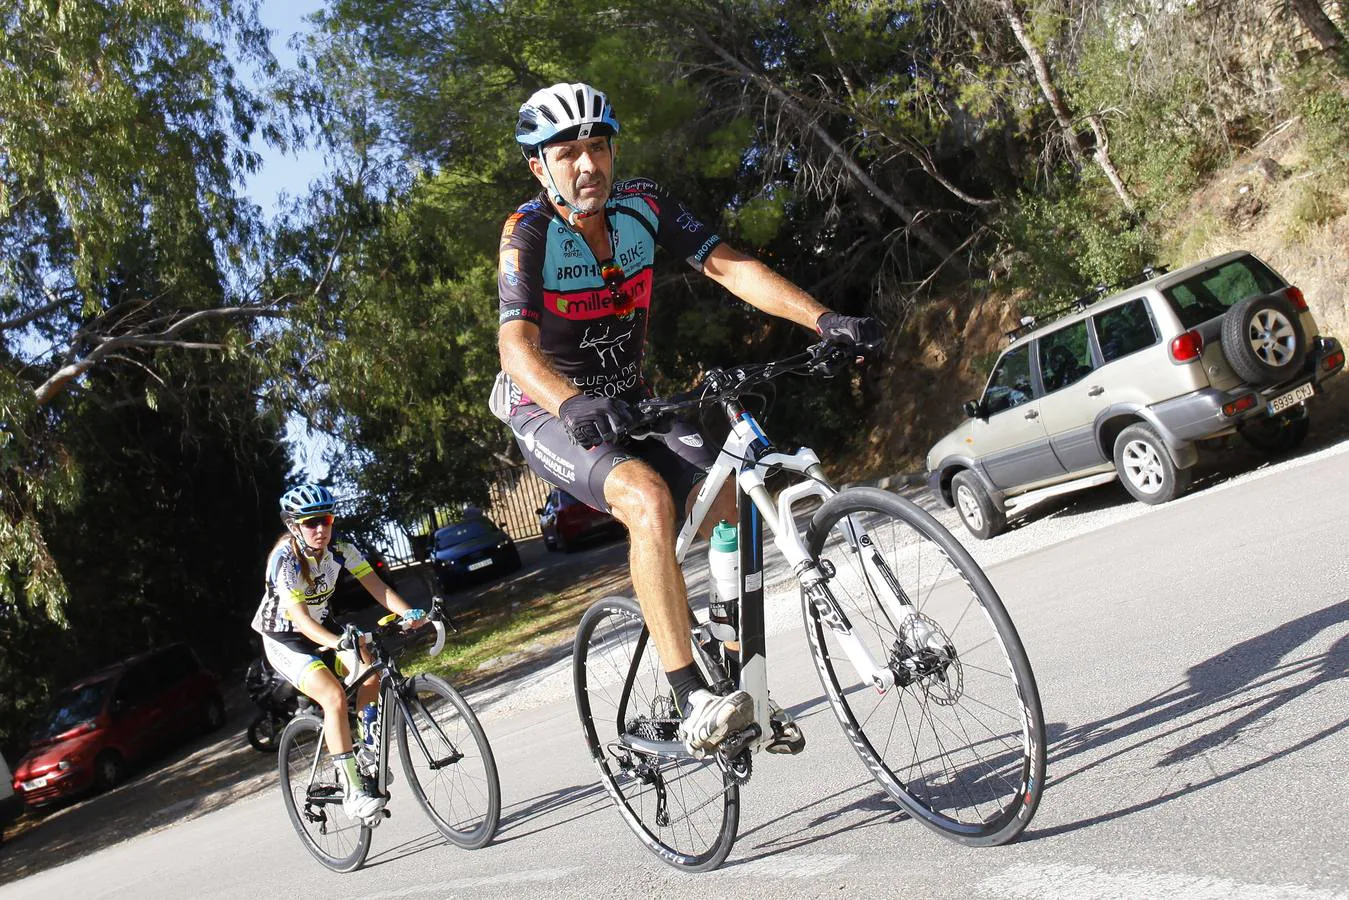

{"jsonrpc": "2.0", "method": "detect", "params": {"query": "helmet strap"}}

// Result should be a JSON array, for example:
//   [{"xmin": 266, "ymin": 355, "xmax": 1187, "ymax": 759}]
[
  {"xmin": 285, "ymin": 518, "xmax": 325, "ymax": 558},
  {"xmin": 537, "ymin": 146, "xmax": 607, "ymax": 227}
]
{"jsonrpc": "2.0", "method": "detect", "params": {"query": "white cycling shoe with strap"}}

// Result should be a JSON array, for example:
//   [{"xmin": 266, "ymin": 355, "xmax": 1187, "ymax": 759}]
[
  {"xmin": 679, "ymin": 688, "xmax": 755, "ymax": 757},
  {"xmin": 335, "ymin": 753, "xmax": 386, "ymax": 825}
]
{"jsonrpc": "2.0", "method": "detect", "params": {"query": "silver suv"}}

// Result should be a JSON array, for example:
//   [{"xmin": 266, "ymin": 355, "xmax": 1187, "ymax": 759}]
[{"xmin": 926, "ymin": 251, "xmax": 1345, "ymax": 539}]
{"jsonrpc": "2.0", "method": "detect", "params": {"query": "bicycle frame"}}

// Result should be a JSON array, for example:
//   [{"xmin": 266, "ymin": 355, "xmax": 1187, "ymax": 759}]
[
  {"xmin": 307, "ymin": 627, "xmax": 459, "ymax": 801},
  {"xmin": 664, "ymin": 401, "xmax": 903, "ymax": 754}
]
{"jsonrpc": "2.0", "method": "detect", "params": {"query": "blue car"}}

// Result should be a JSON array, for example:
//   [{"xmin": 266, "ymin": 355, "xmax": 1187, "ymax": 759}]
[{"xmin": 431, "ymin": 517, "xmax": 522, "ymax": 590}]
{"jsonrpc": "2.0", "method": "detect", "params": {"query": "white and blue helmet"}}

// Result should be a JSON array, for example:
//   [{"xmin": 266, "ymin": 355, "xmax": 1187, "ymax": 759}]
[
  {"xmin": 515, "ymin": 82, "xmax": 620, "ymax": 158},
  {"xmin": 279, "ymin": 483, "xmax": 336, "ymax": 521}
]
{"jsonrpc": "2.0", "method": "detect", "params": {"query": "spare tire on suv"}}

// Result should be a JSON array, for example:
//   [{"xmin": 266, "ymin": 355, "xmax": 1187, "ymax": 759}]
[{"xmin": 1220, "ymin": 293, "xmax": 1307, "ymax": 385}]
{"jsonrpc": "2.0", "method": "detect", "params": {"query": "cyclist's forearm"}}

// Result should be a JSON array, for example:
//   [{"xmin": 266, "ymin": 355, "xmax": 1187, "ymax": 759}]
[
  {"xmin": 358, "ymin": 571, "xmax": 412, "ymax": 616},
  {"xmin": 703, "ymin": 244, "xmax": 828, "ymax": 330},
  {"xmin": 499, "ymin": 323, "xmax": 580, "ymax": 416}
]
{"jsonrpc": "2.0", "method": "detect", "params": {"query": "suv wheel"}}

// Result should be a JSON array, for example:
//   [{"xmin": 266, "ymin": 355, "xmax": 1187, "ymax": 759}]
[
  {"xmin": 1113, "ymin": 423, "xmax": 1192, "ymax": 505},
  {"xmin": 951, "ymin": 471, "xmax": 1006, "ymax": 540},
  {"xmin": 1220, "ymin": 294, "xmax": 1307, "ymax": 385},
  {"xmin": 1239, "ymin": 409, "xmax": 1310, "ymax": 455}
]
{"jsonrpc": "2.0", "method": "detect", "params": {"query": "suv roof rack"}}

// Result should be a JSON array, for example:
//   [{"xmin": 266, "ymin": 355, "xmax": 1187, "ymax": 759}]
[{"xmin": 1004, "ymin": 262, "xmax": 1171, "ymax": 343}]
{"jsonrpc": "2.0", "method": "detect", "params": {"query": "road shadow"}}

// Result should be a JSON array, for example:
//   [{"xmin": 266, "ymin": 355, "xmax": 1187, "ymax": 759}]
[
  {"xmin": 0, "ymin": 689, "xmax": 276, "ymax": 884},
  {"xmin": 1026, "ymin": 597, "xmax": 1349, "ymax": 839},
  {"xmin": 354, "ymin": 782, "xmax": 619, "ymax": 870}
]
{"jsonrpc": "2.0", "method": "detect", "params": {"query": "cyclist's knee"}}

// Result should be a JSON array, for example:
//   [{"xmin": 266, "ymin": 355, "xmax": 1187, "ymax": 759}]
[
  {"xmin": 302, "ymin": 669, "xmax": 346, "ymax": 713},
  {"xmin": 606, "ymin": 467, "xmax": 677, "ymax": 534}
]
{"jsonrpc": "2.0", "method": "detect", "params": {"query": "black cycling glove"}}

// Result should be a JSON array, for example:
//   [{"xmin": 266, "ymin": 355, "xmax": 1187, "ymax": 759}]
[
  {"xmin": 816, "ymin": 312, "xmax": 885, "ymax": 353},
  {"xmin": 559, "ymin": 394, "xmax": 635, "ymax": 449}
]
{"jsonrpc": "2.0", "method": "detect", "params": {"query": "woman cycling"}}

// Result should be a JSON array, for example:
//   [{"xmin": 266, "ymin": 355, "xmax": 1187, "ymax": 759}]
[{"xmin": 250, "ymin": 483, "xmax": 425, "ymax": 823}]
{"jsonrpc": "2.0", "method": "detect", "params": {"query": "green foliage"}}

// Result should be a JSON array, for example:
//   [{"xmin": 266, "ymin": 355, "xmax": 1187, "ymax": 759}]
[
  {"xmin": 1286, "ymin": 180, "xmax": 1346, "ymax": 241},
  {"xmin": 1288, "ymin": 61, "xmax": 1349, "ymax": 167},
  {"xmin": 728, "ymin": 191, "xmax": 791, "ymax": 247},
  {"xmin": 0, "ymin": 1, "xmax": 294, "ymax": 754},
  {"xmin": 1001, "ymin": 175, "xmax": 1157, "ymax": 315}
]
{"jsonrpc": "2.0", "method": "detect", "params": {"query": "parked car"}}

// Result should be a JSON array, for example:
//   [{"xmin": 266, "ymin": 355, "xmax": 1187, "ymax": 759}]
[
  {"xmin": 431, "ymin": 517, "xmax": 522, "ymax": 590},
  {"xmin": 537, "ymin": 488, "xmax": 626, "ymax": 552},
  {"xmin": 0, "ymin": 752, "xmax": 20, "ymax": 837},
  {"xmin": 10, "ymin": 644, "xmax": 225, "ymax": 808},
  {"xmin": 926, "ymin": 250, "xmax": 1345, "ymax": 539}
]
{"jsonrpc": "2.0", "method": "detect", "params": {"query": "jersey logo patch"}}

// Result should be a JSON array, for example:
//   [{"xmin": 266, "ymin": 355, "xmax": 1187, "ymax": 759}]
[
  {"xmin": 580, "ymin": 324, "xmax": 632, "ymax": 369},
  {"xmin": 678, "ymin": 434, "xmax": 704, "ymax": 448}
]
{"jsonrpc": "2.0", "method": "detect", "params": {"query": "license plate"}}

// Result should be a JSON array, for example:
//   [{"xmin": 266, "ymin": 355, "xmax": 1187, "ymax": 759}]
[
  {"xmin": 23, "ymin": 776, "xmax": 48, "ymax": 790},
  {"xmin": 1268, "ymin": 382, "xmax": 1314, "ymax": 414},
  {"xmin": 467, "ymin": 559, "xmax": 492, "ymax": 572}
]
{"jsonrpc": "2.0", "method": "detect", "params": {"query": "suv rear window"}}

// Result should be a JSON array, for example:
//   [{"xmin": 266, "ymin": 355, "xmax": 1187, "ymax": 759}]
[
  {"xmin": 1162, "ymin": 255, "xmax": 1285, "ymax": 328},
  {"xmin": 1094, "ymin": 298, "xmax": 1158, "ymax": 363}
]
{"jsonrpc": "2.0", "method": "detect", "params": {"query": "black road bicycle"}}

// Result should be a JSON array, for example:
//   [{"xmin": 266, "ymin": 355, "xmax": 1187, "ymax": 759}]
[
  {"xmin": 573, "ymin": 341, "xmax": 1046, "ymax": 871},
  {"xmin": 277, "ymin": 603, "xmax": 501, "ymax": 872}
]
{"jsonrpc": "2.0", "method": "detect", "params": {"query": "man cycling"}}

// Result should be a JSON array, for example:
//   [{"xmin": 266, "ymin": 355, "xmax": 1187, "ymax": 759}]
[
  {"xmin": 493, "ymin": 82, "xmax": 882, "ymax": 757},
  {"xmin": 251, "ymin": 484, "xmax": 426, "ymax": 823}
]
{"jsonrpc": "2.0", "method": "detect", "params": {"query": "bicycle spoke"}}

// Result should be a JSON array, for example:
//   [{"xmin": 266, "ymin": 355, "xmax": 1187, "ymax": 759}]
[
  {"xmin": 397, "ymin": 674, "xmax": 500, "ymax": 849},
  {"xmin": 804, "ymin": 488, "xmax": 1045, "ymax": 846},
  {"xmin": 574, "ymin": 597, "xmax": 738, "ymax": 871}
]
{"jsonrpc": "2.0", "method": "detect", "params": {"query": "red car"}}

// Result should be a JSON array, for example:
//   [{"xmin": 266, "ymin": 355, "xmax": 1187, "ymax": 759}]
[
  {"xmin": 11, "ymin": 644, "xmax": 224, "ymax": 808},
  {"xmin": 537, "ymin": 488, "xmax": 626, "ymax": 552}
]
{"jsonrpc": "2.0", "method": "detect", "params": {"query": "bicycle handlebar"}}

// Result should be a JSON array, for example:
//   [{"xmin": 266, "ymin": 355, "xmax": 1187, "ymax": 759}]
[
  {"xmin": 620, "ymin": 339, "xmax": 865, "ymax": 440},
  {"xmin": 364, "ymin": 599, "xmax": 449, "ymax": 664}
]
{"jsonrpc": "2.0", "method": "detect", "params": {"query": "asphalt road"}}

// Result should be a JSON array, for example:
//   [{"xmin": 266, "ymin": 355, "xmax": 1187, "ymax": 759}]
[{"xmin": 4, "ymin": 439, "xmax": 1349, "ymax": 899}]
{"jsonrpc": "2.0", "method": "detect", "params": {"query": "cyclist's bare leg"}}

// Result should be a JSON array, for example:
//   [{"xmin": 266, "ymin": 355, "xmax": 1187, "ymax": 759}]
[
  {"xmin": 299, "ymin": 666, "xmax": 354, "ymax": 755},
  {"xmin": 354, "ymin": 643, "xmax": 380, "ymax": 721},
  {"xmin": 692, "ymin": 476, "xmax": 737, "ymax": 540},
  {"xmin": 604, "ymin": 459, "xmax": 694, "ymax": 669}
]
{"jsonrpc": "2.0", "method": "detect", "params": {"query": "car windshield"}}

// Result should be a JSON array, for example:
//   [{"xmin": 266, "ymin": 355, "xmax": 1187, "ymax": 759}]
[
  {"xmin": 36, "ymin": 679, "xmax": 113, "ymax": 741},
  {"xmin": 435, "ymin": 521, "xmax": 490, "ymax": 549},
  {"xmin": 1162, "ymin": 255, "xmax": 1285, "ymax": 329}
]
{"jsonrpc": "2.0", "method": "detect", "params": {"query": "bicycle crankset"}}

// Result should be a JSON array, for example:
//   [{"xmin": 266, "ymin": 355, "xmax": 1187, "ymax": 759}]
[{"xmin": 714, "ymin": 723, "xmax": 760, "ymax": 785}]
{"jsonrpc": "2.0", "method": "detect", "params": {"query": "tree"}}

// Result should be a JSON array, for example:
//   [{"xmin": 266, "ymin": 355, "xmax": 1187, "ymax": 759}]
[
  {"xmin": 1288, "ymin": 0, "xmax": 1346, "ymax": 56},
  {"xmin": 0, "ymin": 1, "xmax": 282, "ymax": 617}
]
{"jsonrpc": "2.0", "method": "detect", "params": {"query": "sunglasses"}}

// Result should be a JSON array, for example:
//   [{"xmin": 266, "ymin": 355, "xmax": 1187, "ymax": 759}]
[
  {"xmin": 297, "ymin": 514, "xmax": 334, "ymax": 529},
  {"xmin": 600, "ymin": 259, "xmax": 634, "ymax": 318}
]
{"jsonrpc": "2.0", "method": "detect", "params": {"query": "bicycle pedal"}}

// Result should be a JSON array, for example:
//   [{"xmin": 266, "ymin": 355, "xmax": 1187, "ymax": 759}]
[{"xmin": 765, "ymin": 722, "xmax": 806, "ymax": 755}]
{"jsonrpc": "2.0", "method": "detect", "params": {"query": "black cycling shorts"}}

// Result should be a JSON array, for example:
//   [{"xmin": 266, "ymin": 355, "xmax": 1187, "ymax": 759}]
[{"xmin": 508, "ymin": 402, "xmax": 716, "ymax": 515}]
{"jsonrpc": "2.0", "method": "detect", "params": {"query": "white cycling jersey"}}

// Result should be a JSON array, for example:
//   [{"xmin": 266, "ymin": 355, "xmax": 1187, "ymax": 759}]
[{"xmin": 251, "ymin": 537, "xmax": 373, "ymax": 648}]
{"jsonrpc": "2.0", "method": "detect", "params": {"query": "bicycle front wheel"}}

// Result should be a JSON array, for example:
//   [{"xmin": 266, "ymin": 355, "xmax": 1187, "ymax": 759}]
[
  {"xmin": 803, "ymin": 487, "xmax": 1046, "ymax": 846},
  {"xmin": 573, "ymin": 595, "xmax": 739, "ymax": 872},
  {"xmin": 395, "ymin": 674, "xmax": 501, "ymax": 849},
  {"xmin": 277, "ymin": 714, "xmax": 371, "ymax": 872}
]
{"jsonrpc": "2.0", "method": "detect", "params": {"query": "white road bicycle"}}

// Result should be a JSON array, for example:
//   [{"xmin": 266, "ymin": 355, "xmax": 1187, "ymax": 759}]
[{"xmin": 572, "ymin": 341, "xmax": 1046, "ymax": 872}]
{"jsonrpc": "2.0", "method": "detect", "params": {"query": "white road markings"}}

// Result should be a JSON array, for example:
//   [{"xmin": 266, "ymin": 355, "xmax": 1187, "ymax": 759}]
[{"xmin": 977, "ymin": 862, "xmax": 1348, "ymax": 900}]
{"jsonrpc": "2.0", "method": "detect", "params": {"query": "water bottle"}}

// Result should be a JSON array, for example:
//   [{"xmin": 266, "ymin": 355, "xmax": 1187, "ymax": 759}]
[
  {"xmin": 707, "ymin": 521, "xmax": 739, "ymax": 642},
  {"xmin": 359, "ymin": 702, "xmax": 379, "ymax": 748}
]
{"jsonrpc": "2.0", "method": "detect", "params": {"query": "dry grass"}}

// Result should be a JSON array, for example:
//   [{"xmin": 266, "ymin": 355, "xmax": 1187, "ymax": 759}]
[{"xmin": 1157, "ymin": 118, "xmax": 1349, "ymax": 342}]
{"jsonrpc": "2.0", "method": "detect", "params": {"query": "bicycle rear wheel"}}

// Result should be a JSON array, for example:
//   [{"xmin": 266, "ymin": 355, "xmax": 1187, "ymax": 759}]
[
  {"xmin": 802, "ymin": 487, "xmax": 1045, "ymax": 846},
  {"xmin": 573, "ymin": 595, "xmax": 739, "ymax": 872},
  {"xmin": 395, "ymin": 674, "xmax": 501, "ymax": 849},
  {"xmin": 277, "ymin": 714, "xmax": 371, "ymax": 872}
]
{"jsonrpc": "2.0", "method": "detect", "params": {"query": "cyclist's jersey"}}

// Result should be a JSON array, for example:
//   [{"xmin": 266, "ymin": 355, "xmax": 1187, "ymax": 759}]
[
  {"xmin": 496, "ymin": 178, "xmax": 722, "ymax": 405},
  {"xmin": 250, "ymin": 538, "xmax": 373, "ymax": 648}
]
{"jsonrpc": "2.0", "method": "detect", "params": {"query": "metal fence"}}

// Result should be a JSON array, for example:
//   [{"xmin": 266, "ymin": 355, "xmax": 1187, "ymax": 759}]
[{"xmin": 349, "ymin": 464, "xmax": 554, "ymax": 565}]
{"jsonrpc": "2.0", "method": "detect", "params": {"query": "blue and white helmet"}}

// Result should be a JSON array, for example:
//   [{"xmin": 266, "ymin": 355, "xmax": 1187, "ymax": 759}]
[
  {"xmin": 515, "ymin": 82, "xmax": 620, "ymax": 158},
  {"xmin": 279, "ymin": 483, "xmax": 336, "ymax": 520}
]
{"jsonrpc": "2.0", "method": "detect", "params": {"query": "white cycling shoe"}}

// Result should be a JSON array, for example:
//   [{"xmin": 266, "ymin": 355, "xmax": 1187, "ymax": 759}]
[
  {"xmin": 679, "ymin": 689, "xmax": 754, "ymax": 757},
  {"xmin": 336, "ymin": 756, "xmax": 387, "ymax": 824}
]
